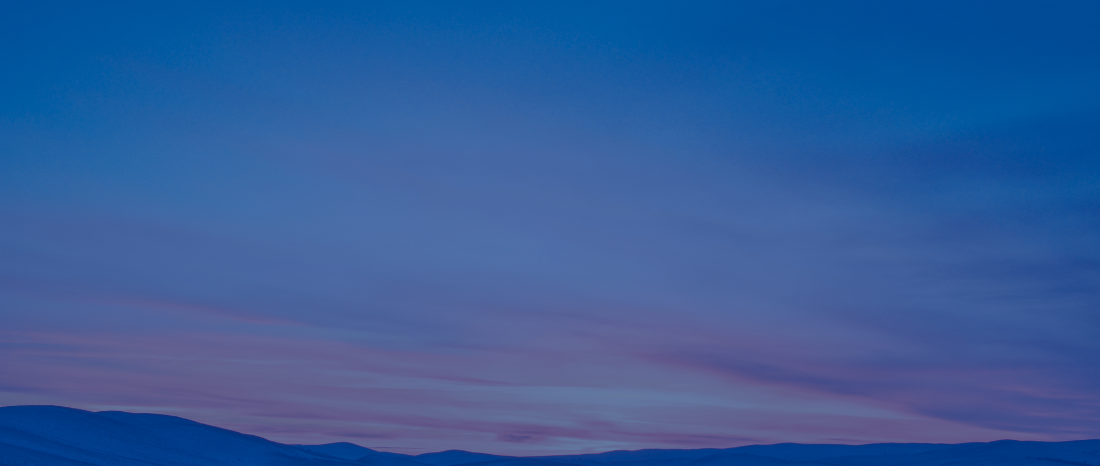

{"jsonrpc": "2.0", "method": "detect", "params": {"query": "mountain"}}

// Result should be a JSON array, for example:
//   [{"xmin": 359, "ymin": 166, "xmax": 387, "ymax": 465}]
[
  {"xmin": 356, "ymin": 455, "xmax": 436, "ymax": 466},
  {"xmin": 293, "ymin": 443, "xmax": 382, "ymax": 460},
  {"xmin": 3, "ymin": 405, "xmax": 1100, "ymax": 466},
  {"xmin": 688, "ymin": 454, "xmax": 829, "ymax": 466},
  {"xmin": 536, "ymin": 449, "xmax": 729, "ymax": 464},
  {"xmin": 415, "ymin": 450, "xmax": 511, "ymax": 466},
  {"xmin": 458, "ymin": 458, "xmax": 576, "ymax": 466},
  {"xmin": 539, "ymin": 458, "xmax": 700, "ymax": 466},
  {"xmin": 725, "ymin": 443, "xmax": 958, "ymax": 461},
  {"xmin": 0, "ymin": 405, "xmax": 356, "ymax": 465},
  {"xmin": 825, "ymin": 439, "xmax": 1100, "ymax": 466}
]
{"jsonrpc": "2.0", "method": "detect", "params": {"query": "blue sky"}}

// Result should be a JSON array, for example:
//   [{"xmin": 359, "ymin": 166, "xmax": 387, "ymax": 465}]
[{"xmin": 2, "ymin": 0, "xmax": 1099, "ymax": 455}]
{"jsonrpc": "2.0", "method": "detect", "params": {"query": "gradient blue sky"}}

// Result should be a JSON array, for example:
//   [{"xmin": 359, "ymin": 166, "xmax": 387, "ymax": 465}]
[{"xmin": 2, "ymin": 0, "xmax": 1100, "ymax": 456}]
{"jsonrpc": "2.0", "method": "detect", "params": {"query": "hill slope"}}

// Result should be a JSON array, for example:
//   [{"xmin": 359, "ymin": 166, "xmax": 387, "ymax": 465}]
[
  {"xmin": 0, "ymin": 405, "xmax": 356, "ymax": 466},
  {"xmin": 3, "ymin": 405, "xmax": 1100, "ymax": 466}
]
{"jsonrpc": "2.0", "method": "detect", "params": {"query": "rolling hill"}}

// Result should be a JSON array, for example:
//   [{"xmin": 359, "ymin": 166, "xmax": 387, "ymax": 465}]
[{"xmin": 2, "ymin": 406, "xmax": 1098, "ymax": 466}]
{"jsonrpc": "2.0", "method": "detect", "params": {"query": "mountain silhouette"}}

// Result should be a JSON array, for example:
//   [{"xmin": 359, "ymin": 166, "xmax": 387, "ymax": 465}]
[
  {"xmin": 294, "ymin": 443, "xmax": 382, "ymax": 460},
  {"xmin": 416, "ymin": 450, "xmax": 511, "ymax": 466},
  {"xmin": 3, "ymin": 406, "xmax": 1100, "ymax": 466}
]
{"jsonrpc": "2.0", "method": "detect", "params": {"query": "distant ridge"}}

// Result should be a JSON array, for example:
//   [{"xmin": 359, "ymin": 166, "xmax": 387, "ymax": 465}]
[
  {"xmin": 2, "ymin": 406, "xmax": 1100, "ymax": 466},
  {"xmin": 416, "ymin": 450, "xmax": 510, "ymax": 466},
  {"xmin": 292, "ymin": 442, "xmax": 383, "ymax": 460}
]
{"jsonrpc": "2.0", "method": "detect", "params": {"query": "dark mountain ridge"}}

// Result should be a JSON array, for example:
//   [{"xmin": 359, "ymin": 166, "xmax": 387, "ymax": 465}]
[{"xmin": 2, "ymin": 406, "xmax": 1098, "ymax": 466}]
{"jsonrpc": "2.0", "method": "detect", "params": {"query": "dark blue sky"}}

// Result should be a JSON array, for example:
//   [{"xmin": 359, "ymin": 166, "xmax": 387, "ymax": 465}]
[{"xmin": 2, "ymin": 0, "xmax": 1099, "ymax": 455}]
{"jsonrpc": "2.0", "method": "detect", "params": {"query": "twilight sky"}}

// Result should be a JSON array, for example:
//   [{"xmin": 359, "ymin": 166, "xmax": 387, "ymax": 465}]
[{"xmin": 2, "ymin": 0, "xmax": 1100, "ymax": 456}]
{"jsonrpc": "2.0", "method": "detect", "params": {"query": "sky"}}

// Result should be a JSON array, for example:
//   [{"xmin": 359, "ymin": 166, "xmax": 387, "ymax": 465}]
[{"xmin": 2, "ymin": 0, "xmax": 1100, "ymax": 456}]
